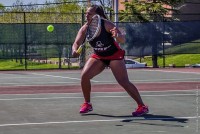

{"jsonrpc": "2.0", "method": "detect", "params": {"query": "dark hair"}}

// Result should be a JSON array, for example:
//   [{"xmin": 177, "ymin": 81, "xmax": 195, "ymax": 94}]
[{"xmin": 91, "ymin": 5, "xmax": 108, "ymax": 20}]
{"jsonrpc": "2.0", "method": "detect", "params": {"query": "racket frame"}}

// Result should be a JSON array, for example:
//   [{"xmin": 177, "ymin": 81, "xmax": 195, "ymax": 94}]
[
  {"xmin": 76, "ymin": 14, "xmax": 101, "ymax": 54},
  {"xmin": 86, "ymin": 14, "xmax": 101, "ymax": 42}
]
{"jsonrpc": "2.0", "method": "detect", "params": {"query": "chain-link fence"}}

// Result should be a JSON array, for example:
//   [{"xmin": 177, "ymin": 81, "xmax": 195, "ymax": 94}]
[
  {"xmin": 118, "ymin": 20, "xmax": 200, "ymax": 67},
  {"xmin": 0, "ymin": 12, "xmax": 200, "ymax": 70},
  {"xmin": 0, "ymin": 12, "xmax": 82, "ymax": 70}
]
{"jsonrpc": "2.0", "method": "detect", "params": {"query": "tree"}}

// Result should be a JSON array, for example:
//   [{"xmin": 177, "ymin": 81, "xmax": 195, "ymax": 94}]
[
  {"xmin": 0, "ymin": 3, "xmax": 5, "ymax": 10},
  {"xmin": 120, "ymin": 0, "xmax": 185, "ymax": 68}
]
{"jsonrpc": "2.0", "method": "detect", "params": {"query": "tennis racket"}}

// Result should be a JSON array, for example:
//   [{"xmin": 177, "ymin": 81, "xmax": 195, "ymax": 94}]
[{"xmin": 76, "ymin": 14, "xmax": 101, "ymax": 54}]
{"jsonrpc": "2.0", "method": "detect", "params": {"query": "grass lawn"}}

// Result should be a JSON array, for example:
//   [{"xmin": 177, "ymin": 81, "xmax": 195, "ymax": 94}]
[
  {"xmin": 141, "ymin": 54, "xmax": 200, "ymax": 67},
  {"xmin": 0, "ymin": 59, "xmax": 79, "ymax": 70},
  {"xmin": 138, "ymin": 39, "xmax": 200, "ymax": 67}
]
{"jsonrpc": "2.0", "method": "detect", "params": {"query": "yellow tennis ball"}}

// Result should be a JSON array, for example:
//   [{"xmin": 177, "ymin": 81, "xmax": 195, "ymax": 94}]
[{"xmin": 47, "ymin": 25, "xmax": 54, "ymax": 32}]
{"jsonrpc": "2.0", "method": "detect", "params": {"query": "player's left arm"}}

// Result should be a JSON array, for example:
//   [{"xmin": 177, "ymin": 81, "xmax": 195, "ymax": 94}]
[
  {"xmin": 72, "ymin": 25, "xmax": 87, "ymax": 57},
  {"xmin": 104, "ymin": 20, "xmax": 125, "ymax": 43}
]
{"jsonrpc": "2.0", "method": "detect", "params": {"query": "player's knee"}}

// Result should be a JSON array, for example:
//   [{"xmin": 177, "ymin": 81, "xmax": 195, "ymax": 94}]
[
  {"xmin": 81, "ymin": 73, "xmax": 92, "ymax": 81},
  {"xmin": 117, "ymin": 79, "xmax": 130, "ymax": 87}
]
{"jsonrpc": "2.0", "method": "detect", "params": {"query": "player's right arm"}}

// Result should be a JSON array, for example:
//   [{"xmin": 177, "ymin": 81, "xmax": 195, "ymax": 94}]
[{"xmin": 72, "ymin": 25, "xmax": 87, "ymax": 57}]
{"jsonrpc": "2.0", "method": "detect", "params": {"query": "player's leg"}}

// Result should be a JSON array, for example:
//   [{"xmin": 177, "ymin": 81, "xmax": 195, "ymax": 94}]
[
  {"xmin": 80, "ymin": 58, "xmax": 106, "ymax": 113},
  {"xmin": 109, "ymin": 60, "xmax": 144, "ymax": 104},
  {"xmin": 109, "ymin": 60, "xmax": 148, "ymax": 116}
]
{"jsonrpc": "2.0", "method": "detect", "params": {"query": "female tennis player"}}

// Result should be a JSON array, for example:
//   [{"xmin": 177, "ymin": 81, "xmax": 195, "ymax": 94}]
[{"xmin": 72, "ymin": 5, "xmax": 149, "ymax": 116}]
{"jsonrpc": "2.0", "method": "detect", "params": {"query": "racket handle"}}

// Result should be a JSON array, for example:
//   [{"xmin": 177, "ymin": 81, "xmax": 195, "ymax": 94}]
[{"xmin": 76, "ymin": 45, "xmax": 83, "ymax": 54}]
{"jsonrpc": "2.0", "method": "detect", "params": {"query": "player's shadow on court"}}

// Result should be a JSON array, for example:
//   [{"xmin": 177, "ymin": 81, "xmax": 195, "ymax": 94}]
[
  {"xmin": 142, "ymin": 114, "xmax": 188, "ymax": 123},
  {"xmin": 83, "ymin": 113, "xmax": 188, "ymax": 125},
  {"xmin": 121, "ymin": 114, "xmax": 188, "ymax": 127}
]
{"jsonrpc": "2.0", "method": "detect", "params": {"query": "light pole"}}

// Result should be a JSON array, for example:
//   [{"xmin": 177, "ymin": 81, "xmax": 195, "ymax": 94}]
[{"xmin": 114, "ymin": 0, "xmax": 119, "ymax": 27}]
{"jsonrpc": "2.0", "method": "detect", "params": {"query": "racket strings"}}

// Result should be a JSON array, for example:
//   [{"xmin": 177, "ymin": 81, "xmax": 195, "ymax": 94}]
[{"xmin": 87, "ymin": 16, "xmax": 100, "ymax": 41}]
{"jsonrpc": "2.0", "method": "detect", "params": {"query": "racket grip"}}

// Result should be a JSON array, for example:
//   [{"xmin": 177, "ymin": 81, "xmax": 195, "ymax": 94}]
[{"xmin": 76, "ymin": 45, "xmax": 83, "ymax": 54}]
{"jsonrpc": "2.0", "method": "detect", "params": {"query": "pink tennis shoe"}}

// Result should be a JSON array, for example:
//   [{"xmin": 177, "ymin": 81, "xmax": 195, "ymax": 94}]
[
  {"xmin": 132, "ymin": 105, "xmax": 149, "ymax": 116},
  {"xmin": 79, "ymin": 102, "xmax": 148, "ymax": 116},
  {"xmin": 79, "ymin": 102, "xmax": 93, "ymax": 113}
]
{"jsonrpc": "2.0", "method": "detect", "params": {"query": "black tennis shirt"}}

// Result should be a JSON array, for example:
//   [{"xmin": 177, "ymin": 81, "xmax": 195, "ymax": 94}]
[{"xmin": 89, "ymin": 19, "xmax": 119, "ymax": 57}]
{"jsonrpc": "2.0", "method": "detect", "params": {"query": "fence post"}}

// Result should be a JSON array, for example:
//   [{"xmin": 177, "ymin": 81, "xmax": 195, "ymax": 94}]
[
  {"xmin": 162, "ymin": 15, "xmax": 165, "ymax": 68},
  {"xmin": 23, "ymin": 12, "xmax": 27, "ymax": 70}
]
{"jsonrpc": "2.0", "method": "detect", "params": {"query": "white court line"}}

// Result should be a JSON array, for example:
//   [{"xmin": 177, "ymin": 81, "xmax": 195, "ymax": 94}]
[
  {"xmin": 0, "ymin": 116, "xmax": 199, "ymax": 127},
  {"xmin": 0, "ymin": 81, "xmax": 79, "ymax": 87},
  {"xmin": 30, "ymin": 73, "xmax": 82, "ymax": 80},
  {"xmin": 30, "ymin": 73, "xmax": 99, "ymax": 82},
  {"xmin": 144, "ymin": 69, "xmax": 200, "ymax": 75},
  {"xmin": 134, "ymin": 78, "xmax": 200, "ymax": 82},
  {"xmin": 0, "ymin": 89, "xmax": 197, "ymax": 96},
  {"xmin": 140, "ymin": 89, "xmax": 197, "ymax": 93},
  {"xmin": 2, "ymin": 70, "xmax": 198, "ymax": 82},
  {"xmin": 95, "ymin": 78, "xmax": 200, "ymax": 83},
  {"xmin": 0, "ymin": 78, "xmax": 199, "ymax": 87},
  {"xmin": 30, "ymin": 72, "xmax": 200, "ymax": 83},
  {"xmin": 1, "ymin": 72, "xmax": 199, "ymax": 86},
  {"xmin": 0, "ymin": 77, "xmax": 44, "ymax": 79},
  {"xmin": 0, "ymin": 93, "xmax": 196, "ymax": 101}
]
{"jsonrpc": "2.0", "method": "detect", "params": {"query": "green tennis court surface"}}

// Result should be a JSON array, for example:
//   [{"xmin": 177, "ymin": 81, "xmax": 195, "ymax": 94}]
[{"xmin": 0, "ymin": 68, "xmax": 199, "ymax": 134}]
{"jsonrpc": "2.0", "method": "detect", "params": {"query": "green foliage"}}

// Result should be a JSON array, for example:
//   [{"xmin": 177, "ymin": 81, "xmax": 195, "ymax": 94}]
[
  {"xmin": 119, "ymin": 0, "xmax": 185, "ymax": 22},
  {"xmin": 0, "ymin": 0, "xmax": 82, "ymax": 23},
  {"xmin": 39, "ymin": 0, "xmax": 81, "ymax": 13},
  {"xmin": 0, "ymin": 3, "xmax": 4, "ymax": 10}
]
